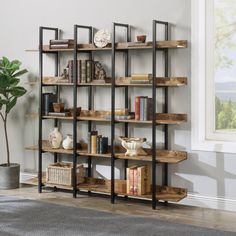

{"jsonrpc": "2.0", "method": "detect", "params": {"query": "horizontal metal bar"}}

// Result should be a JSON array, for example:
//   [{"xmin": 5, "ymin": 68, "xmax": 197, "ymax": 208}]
[
  {"xmin": 113, "ymin": 22, "xmax": 129, "ymax": 28},
  {"xmin": 40, "ymin": 26, "xmax": 58, "ymax": 31},
  {"xmin": 153, "ymin": 20, "xmax": 169, "ymax": 25},
  {"xmin": 74, "ymin": 24, "xmax": 92, "ymax": 30}
]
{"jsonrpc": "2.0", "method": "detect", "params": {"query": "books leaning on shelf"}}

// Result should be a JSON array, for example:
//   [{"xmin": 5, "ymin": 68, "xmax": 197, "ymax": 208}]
[
  {"xmin": 130, "ymin": 74, "xmax": 152, "ymax": 84},
  {"xmin": 126, "ymin": 165, "xmax": 151, "ymax": 196},
  {"xmin": 135, "ymin": 96, "xmax": 153, "ymax": 121},
  {"xmin": 49, "ymin": 39, "xmax": 74, "ymax": 49},
  {"xmin": 88, "ymin": 131, "xmax": 108, "ymax": 154}
]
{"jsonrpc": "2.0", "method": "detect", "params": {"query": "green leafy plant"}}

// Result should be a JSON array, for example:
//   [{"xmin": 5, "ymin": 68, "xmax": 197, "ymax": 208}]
[{"xmin": 0, "ymin": 57, "xmax": 27, "ymax": 166}]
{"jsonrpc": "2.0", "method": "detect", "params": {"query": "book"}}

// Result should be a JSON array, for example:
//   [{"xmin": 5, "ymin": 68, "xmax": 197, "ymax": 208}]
[
  {"xmin": 135, "ymin": 96, "xmax": 140, "ymax": 120},
  {"xmin": 96, "ymin": 135, "xmax": 102, "ymax": 154},
  {"xmin": 86, "ymin": 60, "xmax": 94, "ymax": 83},
  {"xmin": 100, "ymin": 137, "xmax": 108, "ymax": 154},
  {"xmin": 48, "ymin": 112, "xmax": 70, "ymax": 117},
  {"xmin": 87, "ymin": 132, "xmax": 91, "ymax": 153},
  {"xmin": 140, "ymin": 97, "xmax": 145, "ymax": 121},
  {"xmin": 133, "ymin": 168, "xmax": 138, "ymax": 195},
  {"xmin": 91, "ymin": 134, "xmax": 97, "ymax": 154},
  {"xmin": 49, "ymin": 44, "xmax": 71, "ymax": 49},
  {"xmin": 104, "ymin": 115, "xmax": 134, "ymax": 120},
  {"xmin": 50, "ymin": 39, "xmax": 74, "ymax": 45},
  {"xmin": 143, "ymin": 97, "xmax": 148, "ymax": 121},
  {"xmin": 137, "ymin": 166, "xmax": 150, "ymax": 195},
  {"xmin": 126, "ymin": 166, "xmax": 138, "ymax": 195},
  {"xmin": 68, "ymin": 60, "xmax": 81, "ymax": 84},
  {"xmin": 81, "ymin": 60, "xmax": 87, "ymax": 83},
  {"xmin": 147, "ymin": 98, "xmax": 153, "ymax": 120},
  {"xmin": 42, "ymin": 93, "xmax": 57, "ymax": 115},
  {"xmin": 130, "ymin": 80, "xmax": 151, "ymax": 84}
]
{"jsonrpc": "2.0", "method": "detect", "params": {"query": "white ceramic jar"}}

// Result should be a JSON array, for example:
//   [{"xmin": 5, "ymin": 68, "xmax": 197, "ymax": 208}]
[
  {"xmin": 48, "ymin": 127, "xmax": 63, "ymax": 149},
  {"xmin": 62, "ymin": 134, "xmax": 73, "ymax": 150}
]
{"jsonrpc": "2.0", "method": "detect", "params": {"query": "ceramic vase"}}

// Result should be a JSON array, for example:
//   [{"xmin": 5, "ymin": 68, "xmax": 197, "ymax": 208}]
[
  {"xmin": 62, "ymin": 134, "xmax": 73, "ymax": 150},
  {"xmin": 49, "ymin": 127, "xmax": 63, "ymax": 149}
]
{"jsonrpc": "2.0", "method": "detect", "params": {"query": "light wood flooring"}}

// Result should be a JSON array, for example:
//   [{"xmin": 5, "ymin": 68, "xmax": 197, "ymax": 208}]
[{"xmin": 0, "ymin": 183, "xmax": 236, "ymax": 233}]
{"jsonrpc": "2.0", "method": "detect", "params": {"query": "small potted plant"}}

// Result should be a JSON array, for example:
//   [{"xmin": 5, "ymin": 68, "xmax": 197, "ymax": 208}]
[{"xmin": 0, "ymin": 57, "xmax": 27, "ymax": 189}]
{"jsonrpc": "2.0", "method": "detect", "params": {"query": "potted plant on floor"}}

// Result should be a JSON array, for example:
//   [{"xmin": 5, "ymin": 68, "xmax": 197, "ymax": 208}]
[{"xmin": 0, "ymin": 57, "xmax": 27, "ymax": 189}]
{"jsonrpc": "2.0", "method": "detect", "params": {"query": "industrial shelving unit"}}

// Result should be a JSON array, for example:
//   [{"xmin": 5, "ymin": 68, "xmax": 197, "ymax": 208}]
[{"xmin": 27, "ymin": 20, "xmax": 188, "ymax": 209}]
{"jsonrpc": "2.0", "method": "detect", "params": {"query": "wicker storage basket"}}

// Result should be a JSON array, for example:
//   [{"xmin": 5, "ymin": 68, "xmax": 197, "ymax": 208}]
[{"xmin": 46, "ymin": 162, "xmax": 85, "ymax": 186}]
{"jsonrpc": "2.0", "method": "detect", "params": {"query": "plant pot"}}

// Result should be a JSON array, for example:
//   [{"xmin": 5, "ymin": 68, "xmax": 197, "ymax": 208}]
[{"xmin": 0, "ymin": 163, "xmax": 20, "ymax": 189}]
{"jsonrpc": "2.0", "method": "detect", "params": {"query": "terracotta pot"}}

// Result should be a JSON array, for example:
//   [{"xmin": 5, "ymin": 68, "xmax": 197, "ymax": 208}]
[
  {"xmin": 137, "ymin": 35, "xmax": 146, "ymax": 43},
  {"xmin": 53, "ymin": 103, "xmax": 64, "ymax": 113}
]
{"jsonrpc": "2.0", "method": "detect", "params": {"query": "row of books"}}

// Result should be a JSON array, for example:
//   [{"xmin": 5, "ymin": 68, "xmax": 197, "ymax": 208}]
[
  {"xmin": 49, "ymin": 39, "xmax": 74, "ymax": 49},
  {"xmin": 88, "ymin": 131, "xmax": 109, "ymax": 154},
  {"xmin": 135, "ymin": 96, "xmax": 153, "ymax": 121},
  {"xmin": 126, "ymin": 165, "xmax": 151, "ymax": 195},
  {"xmin": 68, "ymin": 60, "xmax": 94, "ymax": 84}
]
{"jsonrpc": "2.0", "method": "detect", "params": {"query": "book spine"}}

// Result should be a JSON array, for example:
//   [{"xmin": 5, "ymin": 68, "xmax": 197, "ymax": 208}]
[
  {"xmin": 135, "ymin": 96, "xmax": 140, "ymax": 120},
  {"xmin": 68, "ymin": 60, "xmax": 73, "ymax": 83},
  {"xmin": 133, "ymin": 168, "xmax": 138, "ymax": 195},
  {"xmin": 147, "ymin": 98, "xmax": 153, "ymax": 120},
  {"xmin": 50, "ymin": 39, "xmax": 74, "ymax": 45},
  {"xmin": 140, "ymin": 97, "xmax": 144, "ymax": 121},
  {"xmin": 91, "ymin": 135, "xmax": 97, "ymax": 154},
  {"xmin": 86, "ymin": 60, "xmax": 93, "ymax": 83},
  {"xmin": 81, "ymin": 60, "xmax": 87, "ymax": 83},
  {"xmin": 146, "ymin": 166, "xmax": 151, "ymax": 193},
  {"xmin": 126, "ymin": 168, "xmax": 130, "ymax": 194},
  {"xmin": 49, "ymin": 44, "xmax": 70, "ymax": 49},
  {"xmin": 129, "ymin": 168, "xmax": 134, "ymax": 195},
  {"xmin": 96, "ymin": 135, "xmax": 102, "ymax": 154},
  {"xmin": 143, "ymin": 97, "xmax": 148, "ymax": 121},
  {"xmin": 87, "ymin": 132, "xmax": 91, "ymax": 153},
  {"xmin": 100, "ymin": 137, "xmax": 108, "ymax": 154}
]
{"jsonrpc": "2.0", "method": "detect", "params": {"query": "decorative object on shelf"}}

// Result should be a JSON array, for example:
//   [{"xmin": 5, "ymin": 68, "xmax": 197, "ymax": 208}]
[
  {"xmin": 48, "ymin": 127, "xmax": 63, "ymax": 149},
  {"xmin": 94, "ymin": 29, "xmax": 111, "ymax": 48},
  {"xmin": 0, "ymin": 57, "xmax": 27, "ymax": 190},
  {"xmin": 62, "ymin": 134, "xmax": 73, "ymax": 150},
  {"xmin": 130, "ymin": 74, "xmax": 152, "ymax": 84},
  {"xmin": 119, "ymin": 137, "xmax": 147, "ymax": 157},
  {"xmin": 46, "ymin": 162, "xmax": 85, "ymax": 186},
  {"xmin": 67, "ymin": 107, "xmax": 81, "ymax": 117},
  {"xmin": 136, "ymin": 35, "xmax": 147, "ymax": 43},
  {"xmin": 94, "ymin": 61, "xmax": 106, "ymax": 82},
  {"xmin": 42, "ymin": 93, "xmax": 57, "ymax": 115},
  {"xmin": 53, "ymin": 103, "xmax": 64, "ymax": 113},
  {"xmin": 61, "ymin": 67, "xmax": 69, "ymax": 80}
]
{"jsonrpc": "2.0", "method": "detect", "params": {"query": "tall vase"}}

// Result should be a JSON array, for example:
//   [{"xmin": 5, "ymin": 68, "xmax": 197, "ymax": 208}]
[{"xmin": 49, "ymin": 127, "xmax": 63, "ymax": 149}]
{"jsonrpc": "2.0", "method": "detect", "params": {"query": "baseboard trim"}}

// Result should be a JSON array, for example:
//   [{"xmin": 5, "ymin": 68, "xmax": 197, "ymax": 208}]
[
  {"xmin": 180, "ymin": 193, "xmax": 236, "ymax": 212},
  {"xmin": 20, "ymin": 172, "xmax": 236, "ymax": 212}
]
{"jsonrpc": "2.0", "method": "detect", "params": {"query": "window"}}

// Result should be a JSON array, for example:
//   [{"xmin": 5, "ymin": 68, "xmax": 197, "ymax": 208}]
[{"xmin": 192, "ymin": 0, "xmax": 236, "ymax": 153}]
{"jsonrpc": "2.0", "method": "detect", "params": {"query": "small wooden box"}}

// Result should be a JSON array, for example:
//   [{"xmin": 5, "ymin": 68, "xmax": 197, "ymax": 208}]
[
  {"xmin": 106, "ymin": 180, "xmax": 126, "ymax": 193},
  {"xmin": 46, "ymin": 162, "xmax": 85, "ymax": 186}
]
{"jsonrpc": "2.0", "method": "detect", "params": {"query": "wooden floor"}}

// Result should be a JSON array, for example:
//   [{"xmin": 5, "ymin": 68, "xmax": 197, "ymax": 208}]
[{"xmin": 1, "ymin": 183, "xmax": 236, "ymax": 233}]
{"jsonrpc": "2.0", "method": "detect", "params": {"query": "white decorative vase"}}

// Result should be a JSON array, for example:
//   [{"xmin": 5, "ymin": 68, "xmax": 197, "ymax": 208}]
[
  {"xmin": 119, "ymin": 136, "xmax": 147, "ymax": 157},
  {"xmin": 49, "ymin": 127, "xmax": 63, "ymax": 149},
  {"xmin": 62, "ymin": 134, "xmax": 73, "ymax": 150}
]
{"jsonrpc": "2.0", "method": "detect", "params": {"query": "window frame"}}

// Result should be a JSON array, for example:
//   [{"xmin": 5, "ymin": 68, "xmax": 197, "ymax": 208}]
[{"xmin": 191, "ymin": 0, "xmax": 236, "ymax": 153}]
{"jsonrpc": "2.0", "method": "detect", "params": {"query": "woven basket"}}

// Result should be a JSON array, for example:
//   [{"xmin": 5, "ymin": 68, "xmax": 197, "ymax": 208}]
[{"xmin": 46, "ymin": 162, "xmax": 85, "ymax": 186}]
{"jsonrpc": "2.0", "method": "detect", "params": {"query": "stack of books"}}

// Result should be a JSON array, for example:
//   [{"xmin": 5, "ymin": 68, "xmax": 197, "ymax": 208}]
[
  {"xmin": 135, "ymin": 96, "xmax": 153, "ymax": 121},
  {"xmin": 68, "ymin": 60, "xmax": 94, "ymax": 84},
  {"xmin": 87, "ymin": 131, "xmax": 109, "ymax": 154},
  {"xmin": 126, "ymin": 165, "xmax": 150, "ymax": 196},
  {"xmin": 130, "ymin": 74, "xmax": 152, "ymax": 84},
  {"xmin": 49, "ymin": 39, "xmax": 74, "ymax": 49}
]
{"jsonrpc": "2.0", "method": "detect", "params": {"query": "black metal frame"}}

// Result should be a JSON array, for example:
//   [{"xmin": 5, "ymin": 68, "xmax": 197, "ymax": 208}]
[
  {"xmin": 111, "ymin": 22, "xmax": 130, "ymax": 204},
  {"xmin": 38, "ymin": 20, "xmax": 171, "ymax": 210},
  {"xmin": 152, "ymin": 20, "xmax": 169, "ymax": 209},
  {"xmin": 38, "ymin": 26, "xmax": 59, "ymax": 193}
]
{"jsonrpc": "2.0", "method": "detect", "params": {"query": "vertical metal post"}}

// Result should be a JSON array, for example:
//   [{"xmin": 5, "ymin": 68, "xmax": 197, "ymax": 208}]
[
  {"xmin": 163, "ymin": 23, "xmax": 169, "ymax": 187},
  {"xmin": 111, "ymin": 23, "xmax": 116, "ymax": 204},
  {"xmin": 54, "ymin": 29, "xmax": 59, "ymax": 164},
  {"xmin": 38, "ymin": 27, "xmax": 43, "ymax": 193},
  {"xmin": 73, "ymin": 25, "xmax": 78, "ymax": 198},
  {"xmin": 152, "ymin": 20, "xmax": 157, "ymax": 210},
  {"xmin": 124, "ymin": 26, "xmax": 130, "ymax": 181},
  {"xmin": 88, "ymin": 27, "xmax": 93, "ymax": 179}
]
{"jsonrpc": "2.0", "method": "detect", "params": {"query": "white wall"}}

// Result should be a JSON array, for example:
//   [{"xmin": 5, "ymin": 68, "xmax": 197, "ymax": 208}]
[{"xmin": 1, "ymin": 0, "xmax": 236, "ymax": 211}]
